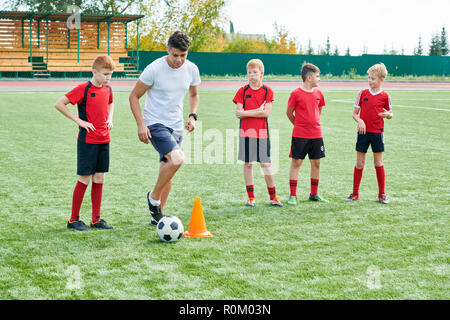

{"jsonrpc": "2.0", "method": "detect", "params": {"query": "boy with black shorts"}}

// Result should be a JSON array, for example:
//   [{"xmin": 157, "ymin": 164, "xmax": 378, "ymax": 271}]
[
  {"xmin": 345, "ymin": 63, "xmax": 393, "ymax": 204},
  {"xmin": 234, "ymin": 59, "xmax": 282, "ymax": 207},
  {"xmin": 286, "ymin": 63, "xmax": 327, "ymax": 205},
  {"xmin": 55, "ymin": 55, "xmax": 115, "ymax": 231}
]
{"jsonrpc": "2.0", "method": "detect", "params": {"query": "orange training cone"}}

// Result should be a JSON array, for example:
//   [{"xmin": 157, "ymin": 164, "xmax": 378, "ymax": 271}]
[{"xmin": 184, "ymin": 197, "xmax": 213, "ymax": 238}]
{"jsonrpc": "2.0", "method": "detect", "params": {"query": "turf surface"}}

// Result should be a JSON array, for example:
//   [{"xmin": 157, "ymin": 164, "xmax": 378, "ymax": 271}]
[{"xmin": 0, "ymin": 89, "xmax": 448, "ymax": 299}]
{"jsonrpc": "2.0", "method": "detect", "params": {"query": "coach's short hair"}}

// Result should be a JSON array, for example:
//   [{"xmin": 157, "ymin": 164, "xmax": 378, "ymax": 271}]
[
  {"xmin": 92, "ymin": 55, "xmax": 115, "ymax": 71},
  {"xmin": 301, "ymin": 62, "xmax": 320, "ymax": 81},
  {"xmin": 368, "ymin": 63, "xmax": 388, "ymax": 79},
  {"xmin": 168, "ymin": 31, "xmax": 190, "ymax": 51}
]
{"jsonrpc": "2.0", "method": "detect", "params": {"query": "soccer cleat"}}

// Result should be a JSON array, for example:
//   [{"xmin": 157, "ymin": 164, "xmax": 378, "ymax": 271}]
[
  {"xmin": 67, "ymin": 220, "xmax": 90, "ymax": 231},
  {"xmin": 270, "ymin": 197, "xmax": 283, "ymax": 207},
  {"xmin": 309, "ymin": 194, "xmax": 329, "ymax": 202},
  {"xmin": 378, "ymin": 194, "xmax": 389, "ymax": 204},
  {"xmin": 345, "ymin": 193, "xmax": 359, "ymax": 201},
  {"xmin": 91, "ymin": 219, "xmax": 114, "ymax": 229},
  {"xmin": 245, "ymin": 197, "xmax": 256, "ymax": 207},
  {"xmin": 147, "ymin": 191, "xmax": 163, "ymax": 225},
  {"xmin": 287, "ymin": 195, "xmax": 297, "ymax": 205}
]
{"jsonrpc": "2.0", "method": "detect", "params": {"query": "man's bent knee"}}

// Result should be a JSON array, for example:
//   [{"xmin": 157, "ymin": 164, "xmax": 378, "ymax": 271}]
[{"xmin": 167, "ymin": 149, "xmax": 184, "ymax": 167}]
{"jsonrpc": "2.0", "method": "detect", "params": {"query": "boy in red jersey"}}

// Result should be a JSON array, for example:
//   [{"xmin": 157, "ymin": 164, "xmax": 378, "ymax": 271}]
[
  {"xmin": 55, "ymin": 55, "xmax": 115, "ymax": 231},
  {"xmin": 286, "ymin": 63, "xmax": 327, "ymax": 205},
  {"xmin": 346, "ymin": 63, "xmax": 393, "ymax": 204},
  {"xmin": 233, "ymin": 59, "xmax": 282, "ymax": 207}
]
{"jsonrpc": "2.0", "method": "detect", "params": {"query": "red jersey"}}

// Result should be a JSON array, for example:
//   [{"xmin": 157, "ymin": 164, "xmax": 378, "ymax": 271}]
[
  {"xmin": 288, "ymin": 87, "xmax": 325, "ymax": 139},
  {"xmin": 355, "ymin": 89, "xmax": 391, "ymax": 133},
  {"xmin": 66, "ymin": 81, "xmax": 113, "ymax": 144},
  {"xmin": 233, "ymin": 85, "xmax": 274, "ymax": 138}
]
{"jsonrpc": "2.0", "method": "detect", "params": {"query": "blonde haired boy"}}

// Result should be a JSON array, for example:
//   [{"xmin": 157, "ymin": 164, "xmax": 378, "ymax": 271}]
[
  {"xmin": 346, "ymin": 62, "xmax": 393, "ymax": 204},
  {"xmin": 233, "ymin": 59, "xmax": 282, "ymax": 207}
]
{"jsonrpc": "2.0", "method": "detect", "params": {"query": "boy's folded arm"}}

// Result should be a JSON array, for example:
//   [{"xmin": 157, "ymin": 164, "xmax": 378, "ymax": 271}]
[{"xmin": 286, "ymin": 105, "xmax": 295, "ymax": 124}]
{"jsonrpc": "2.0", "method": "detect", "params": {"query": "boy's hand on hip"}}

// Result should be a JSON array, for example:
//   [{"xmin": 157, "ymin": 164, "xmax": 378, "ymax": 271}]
[
  {"xmin": 76, "ymin": 119, "xmax": 96, "ymax": 133},
  {"xmin": 138, "ymin": 124, "xmax": 151, "ymax": 144}
]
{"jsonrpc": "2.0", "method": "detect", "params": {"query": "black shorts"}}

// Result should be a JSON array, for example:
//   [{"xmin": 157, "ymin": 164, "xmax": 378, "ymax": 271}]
[
  {"xmin": 77, "ymin": 140, "xmax": 110, "ymax": 176},
  {"xmin": 290, "ymin": 137, "xmax": 325, "ymax": 160},
  {"xmin": 356, "ymin": 132, "xmax": 384, "ymax": 153},
  {"xmin": 238, "ymin": 137, "xmax": 271, "ymax": 163}
]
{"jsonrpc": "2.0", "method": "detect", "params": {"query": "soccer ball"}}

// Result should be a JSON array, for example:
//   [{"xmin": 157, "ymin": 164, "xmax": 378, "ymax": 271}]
[{"xmin": 156, "ymin": 216, "xmax": 184, "ymax": 242}]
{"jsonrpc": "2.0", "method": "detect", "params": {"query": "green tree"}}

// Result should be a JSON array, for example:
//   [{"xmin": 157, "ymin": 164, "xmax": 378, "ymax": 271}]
[
  {"xmin": 333, "ymin": 46, "xmax": 339, "ymax": 56},
  {"xmin": 306, "ymin": 40, "xmax": 314, "ymax": 55},
  {"xmin": 429, "ymin": 33, "xmax": 441, "ymax": 55},
  {"xmin": 325, "ymin": 36, "xmax": 331, "ymax": 55},
  {"xmin": 440, "ymin": 26, "xmax": 449, "ymax": 55},
  {"xmin": 414, "ymin": 35, "xmax": 423, "ymax": 55},
  {"xmin": 130, "ymin": 0, "xmax": 228, "ymax": 51},
  {"xmin": 345, "ymin": 47, "xmax": 350, "ymax": 56},
  {"xmin": 6, "ymin": 0, "xmax": 141, "ymax": 14}
]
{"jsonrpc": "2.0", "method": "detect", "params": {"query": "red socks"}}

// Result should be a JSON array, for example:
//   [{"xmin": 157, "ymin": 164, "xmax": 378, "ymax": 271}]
[
  {"xmin": 310, "ymin": 178, "xmax": 319, "ymax": 196},
  {"xmin": 289, "ymin": 180, "xmax": 297, "ymax": 196},
  {"xmin": 267, "ymin": 186, "xmax": 276, "ymax": 200},
  {"xmin": 353, "ymin": 167, "xmax": 364, "ymax": 195},
  {"xmin": 69, "ymin": 180, "xmax": 103, "ymax": 224},
  {"xmin": 246, "ymin": 185, "xmax": 255, "ymax": 199},
  {"xmin": 91, "ymin": 182, "xmax": 103, "ymax": 224},
  {"xmin": 70, "ymin": 181, "xmax": 88, "ymax": 222},
  {"xmin": 352, "ymin": 166, "xmax": 385, "ymax": 196},
  {"xmin": 375, "ymin": 165, "xmax": 385, "ymax": 195}
]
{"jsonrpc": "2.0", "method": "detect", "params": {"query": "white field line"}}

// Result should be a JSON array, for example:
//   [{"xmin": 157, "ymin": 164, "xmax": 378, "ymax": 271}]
[{"xmin": 330, "ymin": 99, "xmax": 450, "ymax": 112}]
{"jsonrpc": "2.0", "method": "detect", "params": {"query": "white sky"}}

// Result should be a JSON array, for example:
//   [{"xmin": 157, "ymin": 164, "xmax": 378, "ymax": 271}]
[
  {"xmin": 1, "ymin": 0, "xmax": 448, "ymax": 55},
  {"xmin": 224, "ymin": 0, "xmax": 450, "ymax": 55}
]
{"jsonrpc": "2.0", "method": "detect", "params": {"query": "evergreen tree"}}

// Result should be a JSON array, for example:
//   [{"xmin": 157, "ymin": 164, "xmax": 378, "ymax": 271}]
[
  {"xmin": 429, "ymin": 33, "xmax": 441, "ymax": 56},
  {"xmin": 414, "ymin": 35, "xmax": 423, "ymax": 55},
  {"xmin": 306, "ymin": 40, "xmax": 314, "ymax": 55},
  {"xmin": 325, "ymin": 36, "xmax": 331, "ymax": 55},
  {"xmin": 345, "ymin": 47, "xmax": 350, "ymax": 56},
  {"xmin": 440, "ymin": 26, "xmax": 449, "ymax": 55},
  {"xmin": 333, "ymin": 46, "xmax": 339, "ymax": 56}
]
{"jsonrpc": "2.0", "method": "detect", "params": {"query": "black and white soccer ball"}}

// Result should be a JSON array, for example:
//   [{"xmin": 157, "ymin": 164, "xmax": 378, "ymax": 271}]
[{"xmin": 156, "ymin": 216, "xmax": 184, "ymax": 242}]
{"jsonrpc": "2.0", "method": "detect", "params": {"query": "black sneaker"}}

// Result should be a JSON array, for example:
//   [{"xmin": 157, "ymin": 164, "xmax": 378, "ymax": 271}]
[
  {"xmin": 67, "ymin": 220, "xmax": 90, "ymax": 231},
  {"xmin": 91, "ymin": 219, "xmax": 114, "ymax": 229},
  {"xmin": 147, "ymin": 191, "xmax": 163, "ymax": 225}
]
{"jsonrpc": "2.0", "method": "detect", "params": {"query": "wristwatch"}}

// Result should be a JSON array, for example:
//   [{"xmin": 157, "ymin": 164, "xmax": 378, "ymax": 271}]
[{"xmin": 189, "ymin": 113, "xmax": 198, "ymax": 121}]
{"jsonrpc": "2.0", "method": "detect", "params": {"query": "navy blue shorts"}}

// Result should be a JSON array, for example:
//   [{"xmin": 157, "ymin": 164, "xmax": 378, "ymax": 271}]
[
  {"xmin": 77, "ymin": 140, "xmax": 110, "ymax": 176},
  {"xmin": 356, "ymin": 132, "xmax": 384, "ymax": 153},
  {"xmin": 148, "ymin": 123, "xmax": 182, "ymax": 162}
]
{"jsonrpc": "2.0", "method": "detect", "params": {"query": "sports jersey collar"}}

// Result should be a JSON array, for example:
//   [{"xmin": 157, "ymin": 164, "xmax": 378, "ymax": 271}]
[{"xmin": 369, "ymin": 88, "xmax": 383, "ymax": 95}]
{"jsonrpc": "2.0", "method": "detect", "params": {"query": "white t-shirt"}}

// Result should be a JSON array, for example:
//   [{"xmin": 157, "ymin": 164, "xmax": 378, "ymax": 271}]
[{"xmin": 139, "ymin": 56, "xmax": 201, "ymax": 132}]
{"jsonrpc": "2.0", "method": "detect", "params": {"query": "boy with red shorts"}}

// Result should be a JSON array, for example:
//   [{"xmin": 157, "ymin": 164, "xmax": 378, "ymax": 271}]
[
  {"xmin": 286, "ymin": 63, "xmax": 327, "ymax": 205},
  {"xmin": 55, "ymin": 55, "xmax": 115, "ymax": 231},
  {"xmin": 345, "ymin": 63, "xmax": 393, "ymax": 204},
  {"xmin": 234, "ymin": 59, "xmax": 282, "ymax": 207}
]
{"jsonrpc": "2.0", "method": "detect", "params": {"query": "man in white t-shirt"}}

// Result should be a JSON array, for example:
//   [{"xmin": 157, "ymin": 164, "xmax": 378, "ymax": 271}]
[{"xmin": 129, "ymin": 31, "xmax": 201, "ymax": 225}]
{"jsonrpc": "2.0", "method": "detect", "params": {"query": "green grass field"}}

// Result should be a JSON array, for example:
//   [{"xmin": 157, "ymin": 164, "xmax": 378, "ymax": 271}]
[{"xmin": 0, "ymin": 88, "xmax": 449, "ymax": 300}]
